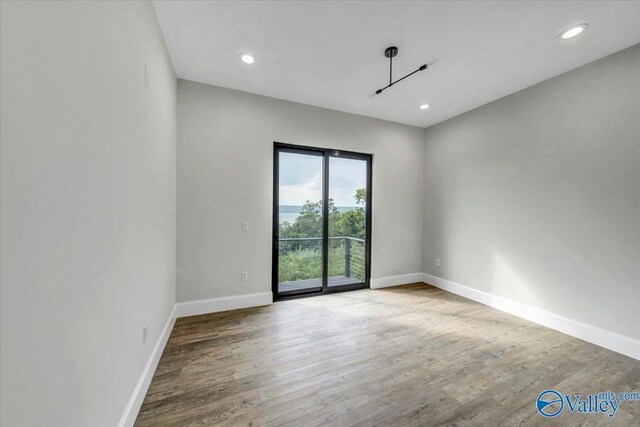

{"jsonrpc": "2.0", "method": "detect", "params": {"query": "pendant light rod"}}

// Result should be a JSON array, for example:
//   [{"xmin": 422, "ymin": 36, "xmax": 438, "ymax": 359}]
[
  {"xmin": 375, "ymin": 64, "xmax": 428, "ymax": 96},
  {"xmin": 371, "ymin": 46, "xmax": 433, "ymax": 98},
  {"xmin": 389, "ymin": 50, "xmax": 393, "ymax": 85}
]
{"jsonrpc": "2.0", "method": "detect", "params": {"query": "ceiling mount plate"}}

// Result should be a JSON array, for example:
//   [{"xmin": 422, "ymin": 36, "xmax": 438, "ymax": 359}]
[{"xmin": 384, "ymin": 46, "xmax": 398, "ymax": 58}]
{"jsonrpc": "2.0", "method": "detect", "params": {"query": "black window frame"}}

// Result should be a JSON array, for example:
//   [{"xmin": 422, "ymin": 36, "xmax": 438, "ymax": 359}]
[{"xmin": 272, "ymin": 142, "xmax": 373, "ymax": 301}]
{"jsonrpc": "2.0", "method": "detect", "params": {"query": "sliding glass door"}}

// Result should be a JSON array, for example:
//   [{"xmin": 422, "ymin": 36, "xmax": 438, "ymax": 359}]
[{"xmin": 273, "ymin": 143, "xmax": 371, "ymax": 300}]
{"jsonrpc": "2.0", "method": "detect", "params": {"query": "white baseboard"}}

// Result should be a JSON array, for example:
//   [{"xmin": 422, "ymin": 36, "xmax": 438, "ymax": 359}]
[
  {"xmin": 370, "ymin": 273, "xmax": 425, "ymax": 289},
  {"xmin": 422, "ymin": 273, "xmax": 640, "ymax": 361},
  {"xmin": 175, "ymin": 292, "xmax": 273, "ymax": 318},
  {"xmin": 118, "ymin": 305, "xmax": 176, "ymax": 427},
  {"xmin": 119, "ymin": 292, "xmax": 272, "ymax": 425}
]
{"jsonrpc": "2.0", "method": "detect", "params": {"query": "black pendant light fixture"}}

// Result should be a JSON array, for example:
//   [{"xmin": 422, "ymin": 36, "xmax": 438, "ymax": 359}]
[{"xmin": 369, "ymin": 46, "xmax": 437, "ymax": 99}]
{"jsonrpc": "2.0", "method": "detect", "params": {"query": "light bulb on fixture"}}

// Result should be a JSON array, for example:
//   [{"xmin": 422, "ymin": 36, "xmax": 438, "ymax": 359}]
[
  {"xmin": 419, "ymin": 103, "xmax": 431, "ymax": 110},
  {"xmin": 425, "ymin": 57, "xmax": 438, "ymax": 70}
]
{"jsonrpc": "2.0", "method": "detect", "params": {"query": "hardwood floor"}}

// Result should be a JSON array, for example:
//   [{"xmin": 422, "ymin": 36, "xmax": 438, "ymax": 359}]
[{"xmin": 135, "ymin": 283, "xmax": 640, "ymax": 426}]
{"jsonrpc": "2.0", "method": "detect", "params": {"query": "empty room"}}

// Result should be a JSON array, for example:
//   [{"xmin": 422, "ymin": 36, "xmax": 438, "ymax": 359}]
[{"xmin": 2, "ymin": 0, "xmax": 640, "ymax": 425}]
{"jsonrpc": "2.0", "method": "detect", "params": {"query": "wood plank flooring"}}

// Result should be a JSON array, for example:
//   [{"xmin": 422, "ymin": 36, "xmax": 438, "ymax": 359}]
[{"xmin": 135, "ymin": 283, "xmax": 640, "ymax": 426}]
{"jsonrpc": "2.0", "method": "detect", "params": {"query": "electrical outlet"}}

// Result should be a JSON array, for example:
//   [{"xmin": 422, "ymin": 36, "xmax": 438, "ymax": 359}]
[
  {"xmin": 241, "ymin": 222, "xmax": 249, "ymax": 232},
  {"xmin": 435, "ymin": 258, "xmax": 441, "ymax": 267},
  {"xmin": 241, "ymin": 271, "xmax": 249, "ymax": 281},
  {"xmin": 143, "ymin": 324, "xmax": 148, "ymax": 343}
]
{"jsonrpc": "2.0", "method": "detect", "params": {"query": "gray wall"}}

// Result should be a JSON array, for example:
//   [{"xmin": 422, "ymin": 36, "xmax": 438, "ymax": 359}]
[
  {"xmin": 423, "ymin": 45, "xmax": 640, "ymax": 340},
  {"xmin": 1, "ymin": 1, "xmax": 176, "ymax": 425},
  {"xmin": 177, "ymin": 80, "xmax": 425, "ymax": 302}
]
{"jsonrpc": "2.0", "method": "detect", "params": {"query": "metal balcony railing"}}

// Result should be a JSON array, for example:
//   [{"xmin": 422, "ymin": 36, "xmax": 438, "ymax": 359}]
[{"xmin": 278, "ymin": 236, "xmax": 365, "ymax": 283}]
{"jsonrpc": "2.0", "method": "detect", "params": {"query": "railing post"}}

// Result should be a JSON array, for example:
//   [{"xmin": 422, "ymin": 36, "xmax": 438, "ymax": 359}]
[{"xmin": 344, "ymin": 238, "xmax": 351, "ymax": 278}]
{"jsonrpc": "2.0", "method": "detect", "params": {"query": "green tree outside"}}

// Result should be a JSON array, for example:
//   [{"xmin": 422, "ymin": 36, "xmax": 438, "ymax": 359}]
[{"xmin": 278, "ymin": 188, "xmax": 366, "ymax": 282}]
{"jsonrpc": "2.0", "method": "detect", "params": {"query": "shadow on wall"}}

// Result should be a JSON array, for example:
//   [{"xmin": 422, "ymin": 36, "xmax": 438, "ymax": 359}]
[{"xmin": 490, "ymin": 252, "xmax": 542, "ymax": 309}]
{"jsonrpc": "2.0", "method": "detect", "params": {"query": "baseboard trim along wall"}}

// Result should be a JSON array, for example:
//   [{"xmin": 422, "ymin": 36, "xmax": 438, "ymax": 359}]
[
  {"xmin": 174, "ymin": 292, "xmax": 273, "ymax": 318},
  {"xmin": 370, "ymin": 273, "xmax": 425, "ymax": 289},
  {"xmin": 118, "ymin": 305, "xmax": 177, "ymax": 427},
  {"xmin": 119, "ymin": 292, "xmax": 273, "ymax": 425},
  {"xmin": 421, "ymin": 273, "xmax": 640, "ymax": 361}
]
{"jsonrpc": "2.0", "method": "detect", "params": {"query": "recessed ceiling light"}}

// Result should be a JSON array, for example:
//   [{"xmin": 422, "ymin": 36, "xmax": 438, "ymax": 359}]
[
  {"xmin": 240, "ymin": 53, "xmax": 255, "ymax": 64},
  {"xmin": 419, "ymin": 103, "xmax": 431, "ymax": 110},
  {"xmin": 559, "ymin": 24, "xmax": 588, "ymax": 40}
]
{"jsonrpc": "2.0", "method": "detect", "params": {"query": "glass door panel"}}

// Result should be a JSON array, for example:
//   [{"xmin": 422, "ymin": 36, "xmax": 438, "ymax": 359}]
[
  {"xmin": 327, "ymin": 156, "xmax": 368, "ymax": 288},
  {"xmin": 276, "ymin": 150, "xmax": 324, "ymax": 296}
]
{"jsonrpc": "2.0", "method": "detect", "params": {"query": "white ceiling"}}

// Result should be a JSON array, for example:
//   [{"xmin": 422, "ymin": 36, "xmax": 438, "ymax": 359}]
[{"xmin": 153, "ymin": 1, "xmax": 640, "ymax": 128}]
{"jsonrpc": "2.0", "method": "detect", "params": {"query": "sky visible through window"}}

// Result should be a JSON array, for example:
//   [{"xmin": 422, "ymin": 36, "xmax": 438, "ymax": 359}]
[{"xmin": 279, "ymin": 152, "xmax": 366, "ymax": 207}]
